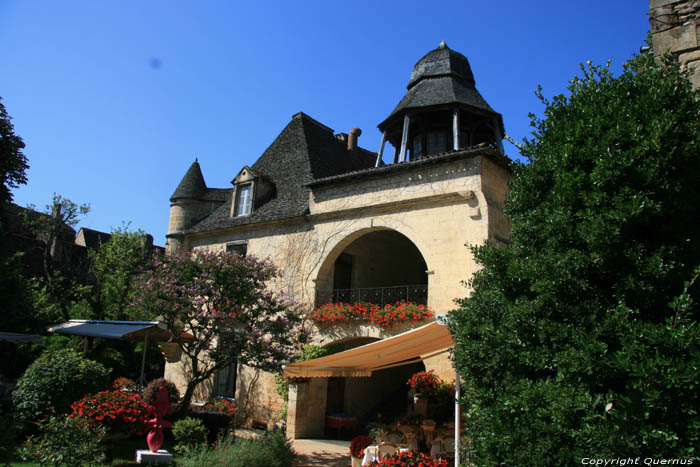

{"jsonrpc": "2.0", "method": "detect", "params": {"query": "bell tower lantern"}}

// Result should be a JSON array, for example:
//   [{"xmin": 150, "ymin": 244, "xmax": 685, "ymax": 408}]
[{"xmin": 376, "ymin": 41, "xmax": 505, "ymax": 166}]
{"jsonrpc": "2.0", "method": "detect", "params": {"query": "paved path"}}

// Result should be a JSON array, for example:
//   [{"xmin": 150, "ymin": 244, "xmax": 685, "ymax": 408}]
[{"xmin": 293, "ymin": 439, "xmax": 350, "ymax": 467}]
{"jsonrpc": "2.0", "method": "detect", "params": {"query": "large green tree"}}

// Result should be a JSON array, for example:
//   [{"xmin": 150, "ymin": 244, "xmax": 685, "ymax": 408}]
[
  {"xmin": 449, "ymin": 53, "xmax": 700, "ymax": 463},
  {"xmin": 0, "ymin": 97, "xmax": 28, "ymax": 206}
]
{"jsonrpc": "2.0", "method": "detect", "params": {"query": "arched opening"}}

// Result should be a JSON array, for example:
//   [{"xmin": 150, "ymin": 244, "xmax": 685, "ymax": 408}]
[{"xmin": 315, "ymin": 229, "xmax": 428, "ymax": 307}]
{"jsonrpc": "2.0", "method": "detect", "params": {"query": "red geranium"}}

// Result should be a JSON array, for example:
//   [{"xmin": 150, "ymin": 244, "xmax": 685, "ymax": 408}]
[
  {"xmin": 369, "ymin": 450, "xmax": 448, "ymax": 466},
  {"xmin": 309, "ymin": 301, "xmax": 432, "ymax": 329},
  {"xmin": 349, "ymin": 435, "xmax": 373, "ymax": 458},
  {"xmin": 406, "ymin": 370, "xmax": 441, "ymax": 395},
  {"xmin": 70, "ymin": 389, "xmax": 152, "ymax": 436}
]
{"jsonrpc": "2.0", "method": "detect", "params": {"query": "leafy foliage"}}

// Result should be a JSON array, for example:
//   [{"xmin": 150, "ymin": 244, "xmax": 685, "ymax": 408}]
[
  {"xmin": 449, "ymin": 53, "xmax": 700, "ymax": 463},
  {"xmin": 176, "ymin": 431, "xmax": 296, "ymax": 467},
  {"xmin": 88, "ymin": 225, "xmax": 153, "ymax": 322},
  {"xmin": 12, "ymin": 348, "xmax": 110, "ymax": 427},
  {"xmin": 20, "ymin": 414, "xmax": 105, "ymax": 466},
  {"xmin": 132, "ymin": 250, "xmax": 310, "ymax": 412},
  {"xmin": 142, "ymin": 377, "xmax": 180, "ymax": 405},
  {"xmin": 172, "ymin": 417, "xmax": 208, "ymax": 454},
  {"xmin": 0, "ymin": 96, "xmax": 28, "ymax": 205}
]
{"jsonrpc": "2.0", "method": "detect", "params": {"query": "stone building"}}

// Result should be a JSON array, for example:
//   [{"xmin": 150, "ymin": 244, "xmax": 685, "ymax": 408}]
[
  {"xmin": 164, "ymin": 41, "xmax": 513, "ymax": 438},
  {"xmin": 649, "ymin": 0, "xmax": 700, "ymax": 88}
]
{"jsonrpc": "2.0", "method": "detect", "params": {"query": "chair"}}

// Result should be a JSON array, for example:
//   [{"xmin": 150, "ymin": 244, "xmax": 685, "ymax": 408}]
[
  {"xmin": 430, "ymin": 438, "xmax": 445, "ymax": 457},
  {"xmin": 421, "ymin": 419, "xmax": 437, "ymax": 444},
  {"xmin": 378, "ymin": 441, "xmax": 399, "ymax": 459},
  {"xmin": 404, "ymin": 431, "xmax": 420, "ymax": 452},
  {"xmin": 383, "ymin": 430, "xmax": 405, "ymax": 445},
  {"xmin": 442, "ymin": 437, "xmax": 456, "ymax": 459}
]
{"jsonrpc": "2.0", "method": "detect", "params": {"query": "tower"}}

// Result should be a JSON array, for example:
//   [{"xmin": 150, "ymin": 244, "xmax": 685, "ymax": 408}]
[
  {"xmin": 376, "ymin": 40, "xmax": 505, "ymax": 165},
  {"xmin": 166, "ymin": 159, "xmax": 208, "ymax": 253}
]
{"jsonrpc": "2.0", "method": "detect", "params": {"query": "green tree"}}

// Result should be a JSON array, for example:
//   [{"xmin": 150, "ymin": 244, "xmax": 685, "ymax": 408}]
[
  {"xmin": 88, "ymin": 225, "xmax": 153, "ymax": 322},
  {"xmin": 133, "ymin": 250, "xmax": 310, "ymax": 413},
  {"xmin": 449, "ymin": 53, "xmax": 700, "ymax": 463},
  {"xmin": 0, "ymin": 97, "xmax": 28, "ymax": 207},
  {"xmin": 22, "ymin": 194, "xmax": 91, "ymax": 321}
]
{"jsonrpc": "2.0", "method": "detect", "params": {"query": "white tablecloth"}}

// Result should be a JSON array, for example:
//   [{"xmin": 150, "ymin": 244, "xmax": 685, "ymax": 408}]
[{"xmin": 361, "ymin": 445, "xmax": 410, "ymax": 466}]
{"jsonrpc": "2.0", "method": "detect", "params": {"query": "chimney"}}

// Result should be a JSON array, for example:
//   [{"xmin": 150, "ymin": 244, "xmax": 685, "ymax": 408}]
[{"xmin": 348, "ymin": 127, "xmax": 362, "ymax": 151}]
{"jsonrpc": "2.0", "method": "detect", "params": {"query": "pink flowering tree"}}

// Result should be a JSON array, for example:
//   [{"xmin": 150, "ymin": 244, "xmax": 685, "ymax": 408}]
[{"xmin": 132, "ymin": 250, "xmax": 310, "ymax": 413}]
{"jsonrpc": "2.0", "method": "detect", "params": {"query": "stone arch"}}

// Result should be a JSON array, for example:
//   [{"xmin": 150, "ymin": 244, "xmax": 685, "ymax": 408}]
[{"xmin": 313, "ymin": 226, "xmax": 431, "ymax": 307}]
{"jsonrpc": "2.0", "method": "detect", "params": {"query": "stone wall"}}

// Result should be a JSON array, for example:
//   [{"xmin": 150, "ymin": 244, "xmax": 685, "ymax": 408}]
[{"xmin": 650, "ymin": 0, "xmax": 700, "ymax": 88}]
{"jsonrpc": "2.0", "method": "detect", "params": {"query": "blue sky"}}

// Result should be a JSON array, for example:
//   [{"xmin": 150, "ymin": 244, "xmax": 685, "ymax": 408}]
[{"xmin": 0, "ymin": 1, "xmax": 649, "ymax": 245}]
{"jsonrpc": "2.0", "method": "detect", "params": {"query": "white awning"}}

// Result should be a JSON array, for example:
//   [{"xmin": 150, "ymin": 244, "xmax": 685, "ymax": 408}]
[
  {"xmin": 283, "ymin": 321, "xmax": 454, "ymax": 378},
  {"xmin": 46, "ymin": 320, "xmax": 173, "ymax": 341}
]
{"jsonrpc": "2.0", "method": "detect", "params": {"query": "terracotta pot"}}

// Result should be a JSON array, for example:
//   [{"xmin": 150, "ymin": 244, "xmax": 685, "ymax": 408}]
[
  {"xmin": 351, "ymin": 455, "xmax": 363, "ymax": 467},
  {"xmin": 147, "ymin": 429, "xmax": 164, "ymax": 452}
]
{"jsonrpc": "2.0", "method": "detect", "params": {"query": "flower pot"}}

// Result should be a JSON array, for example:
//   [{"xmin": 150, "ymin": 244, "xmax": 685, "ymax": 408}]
[
  {"xmin": 414, "ymin": 393, "xmax": 429, "ymax": 417},
  {"xmin": 351, "ymin": 455, "xmax": 363, "ymax": 467}
]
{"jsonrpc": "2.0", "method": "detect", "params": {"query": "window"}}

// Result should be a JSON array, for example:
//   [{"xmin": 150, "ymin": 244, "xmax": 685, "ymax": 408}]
[
  {"xmin": 235, "ymin": 183, "xmax": 252, "ymax": 216},
  {"xmin": 226, "ymin": 243, "xmax": 247, "ymax": 256},
  {"xmin": 411, "ymin": 134, "xmax": 423, "ymax": 160},
  {"xmin": 215, "ymin": 360, "xmax": 237, "ymax": 398},
  {"xmin": 426, "ymin": 130, "xmax": 447, "ymax": 155}
]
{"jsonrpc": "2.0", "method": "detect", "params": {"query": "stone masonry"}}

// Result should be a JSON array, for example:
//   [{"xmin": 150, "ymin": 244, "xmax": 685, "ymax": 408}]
[{"xmin": 650, "ymin": 0, "xmax": 700, "ymax": 88}]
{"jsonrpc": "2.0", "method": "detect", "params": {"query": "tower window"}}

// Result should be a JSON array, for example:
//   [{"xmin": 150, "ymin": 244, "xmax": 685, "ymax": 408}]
[
  {"xmin": 235, "ymin": 183, "xmax": 252, "ymax": 216},
  {"xmin": 426, "ymin": 130, "xmax": 447, "ymax": 155},
  {"xmin": 412, "ymin": 134, "xmax": 423, "ymax": 159}
]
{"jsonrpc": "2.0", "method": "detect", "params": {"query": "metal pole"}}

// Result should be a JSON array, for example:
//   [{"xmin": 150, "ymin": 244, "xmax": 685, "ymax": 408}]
[
  {"xmin": 139, "ymin": 330, "xmax": 150, "ymax": 389},
  {"xmin": 455, "ymin": 370, "xmax": 461, "ymax": 467}
]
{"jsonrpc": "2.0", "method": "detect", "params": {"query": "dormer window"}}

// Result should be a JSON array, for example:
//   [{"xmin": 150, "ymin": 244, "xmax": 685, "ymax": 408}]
[{"xmin": 235, "ymin": 183, "xmax": 252, "ymax": 216}]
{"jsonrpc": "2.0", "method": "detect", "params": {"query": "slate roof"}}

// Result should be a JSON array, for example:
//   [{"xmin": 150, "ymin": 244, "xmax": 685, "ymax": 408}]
[
  {"xmin": 170, "ymin": 159, "xmax": 208, "ymax": 201},
  {"xmin": 184, "ymin": 112, "xmax": 376, "ymax": 234},
  {"xmin": 379, "ymin": 41, "xmax": 504, "ymax": 134}
]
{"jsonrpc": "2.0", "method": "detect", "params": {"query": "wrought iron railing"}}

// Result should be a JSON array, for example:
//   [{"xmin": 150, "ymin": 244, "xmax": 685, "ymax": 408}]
[{"xmin": 315, "ymin": 285, "xmax": 428, "ymax": 308}]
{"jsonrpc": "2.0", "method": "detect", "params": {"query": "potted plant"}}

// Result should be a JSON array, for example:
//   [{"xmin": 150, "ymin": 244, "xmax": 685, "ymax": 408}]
[
  {"xmin": 349, "ymin": 435, "xmax": 373, "ymax": 467},
  {"xmin": 406, "ymin": 370, "xmax": 441, "ymax": 417}
]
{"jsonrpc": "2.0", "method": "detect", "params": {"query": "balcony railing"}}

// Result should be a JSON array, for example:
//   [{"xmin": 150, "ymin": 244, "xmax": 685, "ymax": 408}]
[{"xmin": 315, "ymin": 284, "xmax": 428, "ymax": 308}]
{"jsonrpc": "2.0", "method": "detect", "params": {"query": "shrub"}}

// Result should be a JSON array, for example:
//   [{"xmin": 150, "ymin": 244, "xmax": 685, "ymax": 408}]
[
  {"xmin": 142, "ymin": 377, "xmax": 179, "ymax": 405},
  {"xmin": 186, "ymin": 411, "xmax": 232, "ymax": 443},
  {"xmin": 172, "ymin": 417, "xmax": 208, "ymax": 453},
  {"xmin": 12, "ymin": 348, "xmax": 109, "ymax": 427},
  {"xmin": 0, "ymin": 412, "xmax": 15, "ymax": 462},
  {"xmin": 20, "ymin": 414, "xmax": 105, "ymax": 466},
  {"xmin": 449, "ymin": 53, "xmax": 700, "ymax": 461},
  {"xmin": 177, "ymin": 431, "xmax": 295, "ymax": 467},
  {"xmin": 70, "ymin": 389, "xmax": 152, "ymax": 436}
]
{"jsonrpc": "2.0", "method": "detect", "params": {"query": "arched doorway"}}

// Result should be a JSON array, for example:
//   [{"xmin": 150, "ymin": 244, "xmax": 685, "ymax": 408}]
[{"xmin": 315, "ymin": 229, "xmax": 429, "ymax": 307}]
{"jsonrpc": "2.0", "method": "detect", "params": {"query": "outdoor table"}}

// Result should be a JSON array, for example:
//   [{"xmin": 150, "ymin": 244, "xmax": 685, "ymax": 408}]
[
  {"xmin": 325, "ymin": 413, "xmax": 357, "ymax": 438},
  {"xmin": 361, "ymin": 445, "xmax": 410, "ymax": 466}
]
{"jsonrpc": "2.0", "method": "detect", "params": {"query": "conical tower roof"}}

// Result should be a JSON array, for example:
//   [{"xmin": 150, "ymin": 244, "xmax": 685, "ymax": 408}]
[{"xmin": 170, "ymin": 159, "xmax": 207, "ymax": 201}]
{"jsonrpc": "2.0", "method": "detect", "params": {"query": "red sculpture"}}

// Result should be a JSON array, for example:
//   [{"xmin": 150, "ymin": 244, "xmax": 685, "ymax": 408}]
[{"xmin": 146, "ymin": 385, "xmax": 173, "ymax": 452}]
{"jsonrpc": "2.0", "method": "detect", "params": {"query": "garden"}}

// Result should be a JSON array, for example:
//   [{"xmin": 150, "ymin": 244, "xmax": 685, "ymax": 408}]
[{"xmin": 0, "ymin": 347, "xmax": 296, "ymax": 466}]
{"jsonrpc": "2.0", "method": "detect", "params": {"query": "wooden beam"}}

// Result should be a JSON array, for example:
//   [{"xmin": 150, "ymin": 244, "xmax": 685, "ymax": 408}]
[
  {"xmin": 453, "ymin": 108, "xmax": 460, "ymax": 150},
  {"xmin": 376, "ymin": 131, "xmax": 387, "ymax": 167},
  {"xmin": 399, "ymin": 113, "xmax": 411, "ymax": 163}
]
